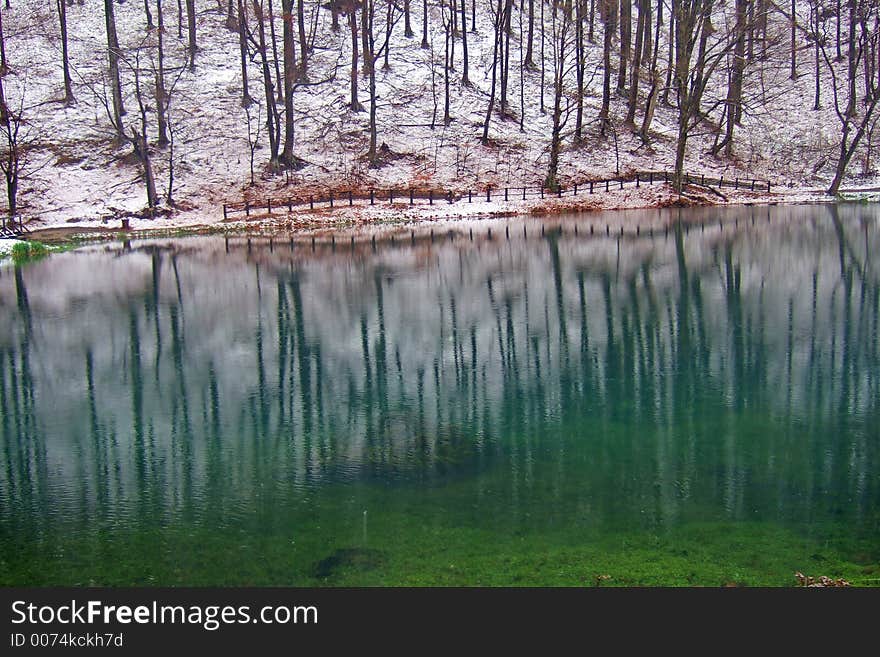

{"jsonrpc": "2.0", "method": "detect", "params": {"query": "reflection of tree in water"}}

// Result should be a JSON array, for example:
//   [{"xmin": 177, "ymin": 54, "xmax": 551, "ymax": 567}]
[{"xmin": 0, "ymin": 205, "xmax": 878, "ymax": 540}]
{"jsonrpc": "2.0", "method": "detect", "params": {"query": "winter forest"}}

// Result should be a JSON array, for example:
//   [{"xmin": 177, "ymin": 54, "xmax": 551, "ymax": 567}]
[{"xmin": 1, "ymin": 0, "xmax": 880, "ymax": 223}]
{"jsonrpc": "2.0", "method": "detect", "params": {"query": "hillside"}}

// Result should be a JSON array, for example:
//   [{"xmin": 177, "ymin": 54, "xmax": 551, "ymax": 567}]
[{"xmin": 0, "ymin": 0, "xmax": 876, "ymax": 232}]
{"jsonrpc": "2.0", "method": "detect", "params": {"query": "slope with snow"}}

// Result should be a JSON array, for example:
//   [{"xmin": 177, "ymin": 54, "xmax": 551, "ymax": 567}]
[{"xmin": 0, "ymin": 0, "xmax": 873, "ymax": 232}]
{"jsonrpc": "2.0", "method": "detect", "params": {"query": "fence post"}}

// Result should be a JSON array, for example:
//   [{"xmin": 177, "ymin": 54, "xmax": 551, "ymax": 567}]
[
  {"xmin": 287, "ymin": 198, "xmax": 292, "ymax": 211},
  {"xmin": 719, "ymin": 175, "xmax": 724, "ymax": 188},
  {"xmin": 574, "ymin": 183, "xmax": 578, "ymax": 195},
  {"xmin": 389, "ymin": 190, "xmax": 394, "ymax": 204},
  {"xmin": 370, "ymin": 189, "xmax": 375, "ymax": 204},
  {"xmin": 557, "ymin": 186, "xmax": 562, "ymax": 198},
  {"xmin": 267, "ymin": 198, "xmax": 272, "ymax": 214},
  {"xmin": 223, "ymin": 204, "xmax": 227, "ymax": 220},
  {"xmin": 590, "ymin": 181, "xmax": 594, "ymax": 194},
  {"xmin": 310, "ymin": 196, "xmax": 314, "ymax": 210},
  {"xmin": 540, "ymin": 186, "xmax": 544, "ymax": 199},
  {"xmin": 619, "ymin": 179, "xmax": 623, "ymax": 190},
  {"xmin": 410, "ymin": 189, "xmax": 414, "ymax": 205},
  {"xmin": 505, "ymin": 187, "xmax": 508, "ymax": 201},
  {"xmin": 636, "ymin": 173, "xmax": 640, "ymax": 188},
  {"xmin": 349, "ymin": 190, "xmax": 354, "ymax": 206},
  {"xmin": 767, "ymin": 181, "xmax": 771, "ymax": 193},
  {"xmin": 329, "ymin": 192, "xmax": 333, "ymax": 208},
  {"xmin": 649, "ymin": 172, "xmax": 653, "ymax": 184},
  {"xmin": 448, "ymin": 191, "xmax": 453, "ymax": 203},
  {"xmin": 245, "ymin": 201, "xmax": 250, "ymax": 217},
  {"xmin": 734, "ymin": 178, "xmax": 739, "ymax": 189},
  {"xmin": 701, "ymin": 174, "xmax": 705, "ymax": 185},
  {"xmin": 664, "ymin": 171, "xmax": 669, "ymax": 183},
  {"xmin": 751, "ymin": 179, "xmax": 756, "ymax": 191},
  {"xmin": 486, "ymin": 187, "xmax": 491, "ymax": 202},
  {"xmin": 522, "ymin": 187, "xmax": 526, "ymax": 200},
  {"xmin": 429, "ymin": 190, "xmax": 434, "ymax": 205}
]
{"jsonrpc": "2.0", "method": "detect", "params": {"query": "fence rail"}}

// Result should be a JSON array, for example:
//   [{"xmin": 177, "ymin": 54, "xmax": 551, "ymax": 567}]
[
  {"xmin": 0, "ymin": 215, "xmax": 30, "ymax": 238},
  {"xmin": 222, "ymin": 170, "xmax": 773, "ymax": 219}
]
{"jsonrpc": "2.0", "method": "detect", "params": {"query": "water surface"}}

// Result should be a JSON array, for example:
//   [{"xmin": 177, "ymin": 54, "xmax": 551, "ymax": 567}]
[{"xmin": 1, "ymin": 205, "xmax": 878, "ymax": 585}]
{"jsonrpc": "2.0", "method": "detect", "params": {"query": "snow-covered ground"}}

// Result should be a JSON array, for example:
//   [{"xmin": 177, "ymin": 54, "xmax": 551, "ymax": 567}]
[
  {"xmin": 0, "ymin": 239, "xmax": 25, "ymax": 257},
  {"xmin": 1, "ymin": 0, "xmax": 876, "ymax": 235}
]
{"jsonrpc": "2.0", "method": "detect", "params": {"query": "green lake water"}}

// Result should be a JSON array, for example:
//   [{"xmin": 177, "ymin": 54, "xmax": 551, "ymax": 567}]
[{"xmin": 1, "ymin": 205, "xmax": 878, "ymax": 586}]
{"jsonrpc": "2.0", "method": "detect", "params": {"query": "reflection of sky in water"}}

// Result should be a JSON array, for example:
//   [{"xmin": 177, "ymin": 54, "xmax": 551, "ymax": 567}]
[{"xmin": 0, "ymin": 204, "xmax": 878, "ymax": 549}]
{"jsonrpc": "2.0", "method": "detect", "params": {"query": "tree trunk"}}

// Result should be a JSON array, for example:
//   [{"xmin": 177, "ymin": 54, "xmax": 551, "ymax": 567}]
[
  {"xmin": 156, "ymin": 0, "xmax": 168, "ymax": 145},
  {"xmin": 238, "ymin": 0, "xmax": 251, "ymax": 106},
  {"xmin": 268, "ymin": 0, "xmax": 284, "ymax": 101},
  {"xmin": 280, "ymin": 0, "xmax": 297, "ymax": 163},
  {"xmin": 500, "ymin": 0, "xmax": 512, "ymax": 111},
  {"xmin": 350, "ymin": 9, "xmax": 361, "ymax": 110},
  {"xmin": 599, "ymin": 0, "xmax": 617, "ymax": 135},
  {"xmin": 640, "ymin": 68, "xmax": 659, "ymax": 137},
  {"xmin": 482, "ymin": 0, "xmax": 503, "ymax": 144},
  {"xmin": 575, "ymin": 0, "xmax": 585, "ymax": 140},
  {"xmin": 253, "ymin": 0, "xmax": 280, "ymax": 165},
  {"xmin": 0, "ymin": 6, "xmax": 7, "ymax": 73},
  {"xmin": 297, "ymin": 0, "xmax": 308, "ymax": 80},
  {"xmin": 617, "ymin": 0, "xmax": 631, "ymax": 93},
  {"xmin": 625, "ymin": 0, "xmax": 646, "ymax": 124},
  {"xmin": 460, "ymin": 0, "xmax": 469, "ymax": 84},
  {"xmin": 790, "ymin": 0, "xmax": 797, "ymax": 79},
  {"xmin": 404, "ymin": 0, "xmax": 413, "ymax": 37},
  {"xmin": 525, "ymin": 0, "xmax": 535, "ymax": 67},
  {"xmin": 719, "ymin": 0, "xmax": 745, "ymax": 156},
  {"xmin": 57, "ymin": 0, "xmax": 75, "ymax": 104},
  {"xmin": 546, "ymin": 9, "xmax": 568, "ymax": 191},
  {"xmin": 444, "ymin": 13, "xmax": 451, "ymax": 124},
  {"xmin": 813, "ymin": 0, "xmax": 820, "ymax": 109},
  {"xmin": 383, "ymin": 0, "xmax": 393, "ymax": 70},
  {"xmin": 662, "ymin": 0, "xmax": 674, "ymax": 104},
  {"xmin": 104, "ymin": 0, "xmax": 126, "ymax": 138},
  {"xmin": 421, "ymin": 0, "xmax": 428, "ymax": 48},
  {"xmin": 186, "ymin": 0, "xmax": 197, "ymax": 69},
  {"xmin": 366, "ymin": 0, "xmax": 378, "ymax": 162}
]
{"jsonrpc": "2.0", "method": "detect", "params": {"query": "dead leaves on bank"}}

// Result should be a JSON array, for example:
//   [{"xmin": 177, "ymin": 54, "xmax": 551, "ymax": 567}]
[{"xmin": 794, "ymin": 572, "xmax": 851, "ymax": 587}]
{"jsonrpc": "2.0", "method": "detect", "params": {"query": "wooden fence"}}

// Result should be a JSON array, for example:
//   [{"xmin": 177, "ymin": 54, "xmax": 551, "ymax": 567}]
[
  {"xmin": 0, "ymin": 215, "xmax": 29, "ymax": 238},
  {"xmin": 222, "ymin": 170, "xmax": 773, "ymax": 219}
]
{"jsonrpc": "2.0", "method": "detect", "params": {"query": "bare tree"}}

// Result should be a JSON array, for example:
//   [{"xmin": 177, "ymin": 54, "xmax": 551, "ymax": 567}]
[
  {"xmin": 156, "ymin": 0, "xmax": 168, "ymax": 145},
  {"xmin": 625, "ymin": 0, "xmax": 646, "ymax": 124},
  {"xmin": 0, "ymin": 93, "xmax": 40, "ymax": 219},
  {"xmin": 237, "ymin": 0, "xmax": 252, "ymax": 106},
  {"xmin": 186, "ymin": 0, "xmax": 198, "ymax": 69},
  {"xmin": 617, "ymin": 0, "xmax": 631, "ymax": 93},
  {"xmin": 460, "ymin": 0, "xmax": 469, "ymax": 84},
  {"xmin": 365, "ymin": 0, "xmax": 401, "ymax": 162},
  {"xmin": 482, "ymin": 0, "xmax": 505, "ymax": 144},
  {"xmin": 104, "ymin": 0, "xmax": 126, "ymax": 138},
  {"xmin": 57, "ymin": 0, "xmax": 75, "ymax": 104},
  {"xmin": 0, "ymin": 4, "xmax": 7, "ymax": 74},
  {"xmin": 249, "ymin": 0, "xmax": 281, "ymax": 166},
  {"xmin": 125, "ymin": 48, "xmax": 160, "ymax": 210},
  {"xmin": 599, "ymin": 0, "xmax": 618, "ymax": 135},
  {"xmin": 245, "ymin": 101, "xmax": 262, "ymax": 185},
  {"xmin": 545, "ymin": 0, "xmax": 573, "ymax": 192},
  {"xmin": 671, "ymin": 0, "xmax": 734, "ymax": 190},
  {"xmin": 712, "ymin": 0, "xmax": 746, "ymax": 156},
  {"xmin": 820, "ymin": 0, "xmax": 880, "ymax": 194}
]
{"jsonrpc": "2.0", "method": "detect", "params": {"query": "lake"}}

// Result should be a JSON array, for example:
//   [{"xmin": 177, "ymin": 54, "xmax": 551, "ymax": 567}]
[{"xmin": 1, "ymin": 204, "xmax": 878, "ymax": 586}]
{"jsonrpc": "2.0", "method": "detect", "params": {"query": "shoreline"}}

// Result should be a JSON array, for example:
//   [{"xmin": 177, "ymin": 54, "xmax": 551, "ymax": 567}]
[{"xmin": 12, "ymin": 183, "xmax": 867, "ymax": 247}]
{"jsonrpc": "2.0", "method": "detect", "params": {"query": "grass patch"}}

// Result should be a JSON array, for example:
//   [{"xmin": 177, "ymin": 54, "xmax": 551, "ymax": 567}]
[{"xmin": 10, "ymin": 240, "xmax": 50, "ymax": 264}]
